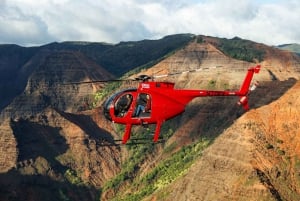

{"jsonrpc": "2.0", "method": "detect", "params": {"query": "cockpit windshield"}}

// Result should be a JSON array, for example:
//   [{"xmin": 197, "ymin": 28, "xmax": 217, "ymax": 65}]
[
  {"xmin": 103, "ymin": 88, "xmax": 137, "ymax": 121},
  {"xmin": 114, "ymin": 94, "xmax": 133, "ymax": 117}
]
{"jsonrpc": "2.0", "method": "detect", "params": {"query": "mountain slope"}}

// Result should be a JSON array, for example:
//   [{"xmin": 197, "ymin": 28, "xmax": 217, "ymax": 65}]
[
  {"xmin": 278, "ymin": 43, "xmax": 300, "ymax": 54},
  {"xmin": 0, "ymin": 45, "xmax": 39, "ymax": 110},
  {"xmin": 154, "ymin": 80, "xmax": 300, "ymax": 201},
  {"xmin": 0, "ymin": 50, "xmax": 113, "ymax": 120}
]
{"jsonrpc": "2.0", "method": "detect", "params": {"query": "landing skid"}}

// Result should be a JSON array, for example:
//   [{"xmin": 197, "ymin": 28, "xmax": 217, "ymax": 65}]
[
  {"xmin": 99, "ymin": 137, "xmax": 166, "ymax": 147},
  {"xmin": 115, "ymin": 137, "xmax": 166, "ymax": 145}
]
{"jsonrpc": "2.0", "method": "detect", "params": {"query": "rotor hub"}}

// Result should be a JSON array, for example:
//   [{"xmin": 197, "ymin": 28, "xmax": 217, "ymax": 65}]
[{"xmin": 135, "ymin": 75, "xmax": 152, "ymax": 82}]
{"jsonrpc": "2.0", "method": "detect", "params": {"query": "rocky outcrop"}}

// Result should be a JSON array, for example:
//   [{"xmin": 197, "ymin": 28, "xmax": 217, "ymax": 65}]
[
  {"xmin": 139, "ymin": 39, "xmax": 253, "ymax": 81},
  {"xmin": 8, "ymin": 107, "xmax": 121, "ymax": 185},
  {"xmin": 0, "ymin": 50, "xmax": 113, "ymax": 121},
  {"xmin": 249, "ymin": 81, "xmax": 300, "ymax": 201},
  {"xmin": 0, "ymin": 120, "xmax": 17, "ymax": 173},
  {"xmin": 0, "ymin": 106, "xmax": 120, "ymax": 200}
]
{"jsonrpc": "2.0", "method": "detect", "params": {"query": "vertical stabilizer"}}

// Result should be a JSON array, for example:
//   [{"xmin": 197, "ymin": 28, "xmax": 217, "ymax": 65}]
[
  {"xmin": 237, "ymin": 65, "xmax": 261, "ymax": 110},
  {"xmin": 238, "ymin": 65, "xmax": 261, "ymax": 96}
]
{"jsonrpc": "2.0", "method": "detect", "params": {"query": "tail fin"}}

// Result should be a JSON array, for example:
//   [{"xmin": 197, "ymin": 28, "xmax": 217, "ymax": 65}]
[
  {"xmin": 237, "ymin": 65, "xmax": 261, "ymax": 110},
  {"xmin": 238, "ymin": 65, "xmax": 261, "ymax": 96}
]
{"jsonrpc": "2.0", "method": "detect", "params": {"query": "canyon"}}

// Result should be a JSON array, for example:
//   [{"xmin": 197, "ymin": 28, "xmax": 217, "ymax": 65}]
[{"xmin": 0, "ymin": 34, "xmax": 299, "ymax": 200}]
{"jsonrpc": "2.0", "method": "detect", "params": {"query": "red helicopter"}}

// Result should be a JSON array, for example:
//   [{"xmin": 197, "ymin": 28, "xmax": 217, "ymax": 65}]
[{"xmin": 102, "ymin": 65, "xmax": 261, "ymax": 144}]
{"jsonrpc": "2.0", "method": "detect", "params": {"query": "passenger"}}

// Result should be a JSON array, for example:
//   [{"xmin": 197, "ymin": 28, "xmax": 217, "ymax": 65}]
[{"xmin": 135, "ymin": 94, "xmax": 151, "ymax": 117}]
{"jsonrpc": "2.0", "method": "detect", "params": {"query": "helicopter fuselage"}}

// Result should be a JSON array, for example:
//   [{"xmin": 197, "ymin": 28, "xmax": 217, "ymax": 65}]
[{"xmin": 103, "ymin": 64, "xmax": 261, "ymax": 144}]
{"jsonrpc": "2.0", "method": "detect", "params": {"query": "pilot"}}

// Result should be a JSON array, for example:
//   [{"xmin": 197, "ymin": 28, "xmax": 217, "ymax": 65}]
[{"xmin": 116, "ymin": 94, "xmax": 132, "ymax": 116}]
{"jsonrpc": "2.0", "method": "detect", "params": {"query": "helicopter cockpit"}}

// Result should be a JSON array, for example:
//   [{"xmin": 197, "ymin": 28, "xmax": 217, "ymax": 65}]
[
  {"xmin": 103, "ymin": 88, "xmax": 137, "ymax": 121},
  {"xmin": 114, "ymin": 93, "xmax": 133, "ymax": 117}
]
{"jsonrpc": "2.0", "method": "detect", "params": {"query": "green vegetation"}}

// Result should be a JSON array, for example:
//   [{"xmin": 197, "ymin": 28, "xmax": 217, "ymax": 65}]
[
  {"xmin": 276, "ymin": 139, "xmax": 284, "ymax": 144},
  {"xmin": 265, "ymin": 143, "xmax": 274, "ymax": 149},
  {"xmin": 64, "ymin": 169, "xmax": 83, "ymax": 185},
  {"xmin": 217, "ymin": 37, "xmax": 265, "ymax": 62},
  {"xmin": 103, "ymin": 138, "xmax": 211, "ymax": 201},
  {"xmin": 245, "ymin": 174, "xmax": 260, "ymax": 186},
  {"xmin": 196, "ymin": 36, "xmax": 204, "ymax": 43},
  {"xmin": 103, "ymin": 145, "xmax": 154, "ymax": 191},
  {"xmin": 207, "ymin": 79, "xmax": 217, "ymax": 89},
  {"xmin": 270, "ymin": 156, "xmax": 300, "ymax": 201},
  {"xmin": 295, "ymin": 157, "xmax": 300, "ymax": 188},
  {"xmin": 277, "ymin": 149, "xmax": 285, "ymax": 156},
  {"xmin": 163, "ymin": 142, "xmax": 178, "ymax": 154},
  {"xmin": 102, "ymin": 121, "xmax": 180, "ymax": 197},
  {"xmin": 103, "ymin": 126, "xmax": 157, "ymax": 191}
]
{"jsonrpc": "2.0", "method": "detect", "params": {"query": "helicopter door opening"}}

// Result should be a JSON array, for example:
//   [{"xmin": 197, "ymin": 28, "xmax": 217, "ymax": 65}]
[
  {"xmin": 133, "ymin": 93, "xmax": 152, "ymax": 118},
  {"xmin": 114, "ymin": 94, "xmax": 133, "ymax": 117}
]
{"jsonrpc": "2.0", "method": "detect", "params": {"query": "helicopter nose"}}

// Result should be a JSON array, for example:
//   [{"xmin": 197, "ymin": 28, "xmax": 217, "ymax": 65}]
[
  {"xmin": 103, "ymin": 96, "xmax": 114, "ymax": 121},
  {"xmin": 103, "ymin": 107, "xmax": 112, "ymax": 121}
]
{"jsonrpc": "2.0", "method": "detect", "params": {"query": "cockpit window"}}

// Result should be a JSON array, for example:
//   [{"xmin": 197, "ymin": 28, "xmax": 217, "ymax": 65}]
[
  {"xmin": 103, "ymin": 88, "xmax": 137, "ymax": 121},
  {"xmin": 133, "ymin": 93, "xmax": 151, "ymax": 117},
  {"xmin": 103, "ymin": 94, "xmax": 117, "ymax": 121},
  {"xmin": 114, "ymin": 94, "xmax": 133, "ymax": 117}
]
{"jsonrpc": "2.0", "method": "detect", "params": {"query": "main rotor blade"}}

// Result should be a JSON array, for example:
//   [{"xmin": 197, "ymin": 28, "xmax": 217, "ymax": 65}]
[
  {"xmin": 152, "ymin": 66, "xmax": 222, "ymax": 79},
  {"xmin": 62, "ymin": 79, "xmax": 135, "ymax": 85},
  {"xmin": 63, "ymin": 65, "xmax": 225, "ymax": 85}
]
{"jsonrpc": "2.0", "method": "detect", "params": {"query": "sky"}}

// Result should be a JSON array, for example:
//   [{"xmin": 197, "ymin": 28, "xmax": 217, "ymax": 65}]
[{"xmin": 0, "ymin": 0, "xmax": 299, "ymax": 46}]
